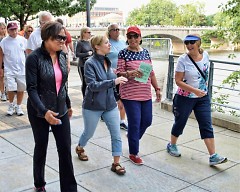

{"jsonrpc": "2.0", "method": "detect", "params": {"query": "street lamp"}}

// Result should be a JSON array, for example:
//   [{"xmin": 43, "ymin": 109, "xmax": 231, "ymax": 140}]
[{"xmin": 86, "ymin": 0, "xmax": 90, "ymax": 27}]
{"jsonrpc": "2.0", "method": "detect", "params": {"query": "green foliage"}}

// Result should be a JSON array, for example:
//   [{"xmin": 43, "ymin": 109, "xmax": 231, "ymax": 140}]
[
  {"xmin": 211, "ymin": 70, "xmax": 240, "ymax": 117},
  {"xmin": 211, "ymin": 91, "xmax": 229, "ymax": 113},
  {"xmin": 222, "ymin": 70, "xmax": 240, "ymax": 88},
  {"xmin": 0, "ymin": 0, "xmax": 96, "ymax": 29},
  {"xmin": 127, "ymin": 0, "xmax": 209, "ymax": 27},
  {"xmin": 174, "ymin": 2, "xmax": 206, "ymax": 26},
  {"xmin": 126, "ymin": 0, "xmax": 177, "ymax": 26}
]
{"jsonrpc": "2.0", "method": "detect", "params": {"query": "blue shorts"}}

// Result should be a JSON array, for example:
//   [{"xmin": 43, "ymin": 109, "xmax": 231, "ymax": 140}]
[{"xmin": 171, "ymin": 94, "xmax": 214, "ymax": 139}]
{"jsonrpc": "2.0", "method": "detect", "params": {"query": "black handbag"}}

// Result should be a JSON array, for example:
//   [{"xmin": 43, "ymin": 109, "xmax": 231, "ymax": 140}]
[{"xmin": 187, "ymin": 54, "xmax": 206, "ymax": 81}]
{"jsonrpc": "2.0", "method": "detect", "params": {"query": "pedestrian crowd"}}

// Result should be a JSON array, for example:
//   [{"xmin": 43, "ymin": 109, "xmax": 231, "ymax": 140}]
[{"xmin": 0, "ymin": 10, "xmax": 228, "ymax": 192}]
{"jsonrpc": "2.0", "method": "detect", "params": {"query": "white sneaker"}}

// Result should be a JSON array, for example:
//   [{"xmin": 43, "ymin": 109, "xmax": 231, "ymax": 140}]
[
  {"xmin": 15, "ymin": 105, "xmax": 24, "ymax": 116},
  {"xmin": 1, "ymin": 93, "xmax": 7, "ymax": 101},
  {"xmin": 7, "ymin": 104, "xmax": 15, "ymax": 116}
]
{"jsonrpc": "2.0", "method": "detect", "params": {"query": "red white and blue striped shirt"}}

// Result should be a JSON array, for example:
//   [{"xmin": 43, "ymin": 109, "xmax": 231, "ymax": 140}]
[{"xmin": 116, "ymin": 48, "xmax": 154, "ymax": 101}]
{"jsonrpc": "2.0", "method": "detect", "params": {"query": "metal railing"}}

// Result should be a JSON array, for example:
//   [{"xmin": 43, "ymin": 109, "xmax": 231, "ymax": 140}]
[
  {"xmin": 166, "ymin": 55, "xmax": 240, "ymax": 114},
  {"xmin": 142, "ymin": 38, "xmax": 173, "ymax": 60}
]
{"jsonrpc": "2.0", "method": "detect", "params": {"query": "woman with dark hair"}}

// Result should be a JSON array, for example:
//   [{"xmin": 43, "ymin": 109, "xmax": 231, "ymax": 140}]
[
  {"xmin": 166, "ymin": 34, "xmax": 227, "ymax": 166},
  {"xmin": 26, "ymin": 21, "xmax": 77, "ymax": 192},
  {"xmin": 116, "ymin": 26, "xmax": 161, "ymax": 165},
  {"xmin": 75, "ymin": 27, "xmax": 93, "ymax": 97}
]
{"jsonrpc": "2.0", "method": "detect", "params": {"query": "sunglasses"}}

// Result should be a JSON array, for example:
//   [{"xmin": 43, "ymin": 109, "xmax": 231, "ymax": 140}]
[
  {"xmin": 28, "ymin": 30, "xmax": 33, "ymax": 33},
  {"xmin": 55, "ymin": 35, "xmax": 67, "ymax": 41},
  {"xmin": 127, "ymin": 34, "xmax": 139, "ymax": 39},
  {"xmin": 184, "ymin": 40, "xmax": 197, "ymax": 45},
  {"xmin": 85, "ymin": 31, "xmax": 91, "ymax": 34},
  {"xmin": 110, "ymin": 28, "xmax": 120, "ymax": 32}
]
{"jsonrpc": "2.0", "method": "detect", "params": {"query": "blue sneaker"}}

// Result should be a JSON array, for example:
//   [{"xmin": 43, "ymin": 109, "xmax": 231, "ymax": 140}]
[
  {"xmin": 209, "ymin": 153, "xmax": 227, "ymax": 166},
  {"xmin": 120, "ymin": 123, "xmax": 128, "ymax": 131},
  {"xmin": 167, "ymin": 143, "xmax": 181, "ymax": 157}
]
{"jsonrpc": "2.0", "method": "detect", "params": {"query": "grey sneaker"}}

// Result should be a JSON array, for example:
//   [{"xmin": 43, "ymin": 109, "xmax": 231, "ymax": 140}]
[
  {"xmin": 1, "ymin": 93, "xmax": 7, "ymax": 101},
  {"xmin": 209, "ymin": 153, "xmax": 227, "ymax": 166},
  {"xmin": 167, "ymin": 143, "xmax": 181, "ymax": 157},
  {"xmin": 7, "ymin": 103, "xmax": 15, "ymax": 116},
  {"xmin": 15, "ymin": 105, "xmax": 24, "ymax": 116}
]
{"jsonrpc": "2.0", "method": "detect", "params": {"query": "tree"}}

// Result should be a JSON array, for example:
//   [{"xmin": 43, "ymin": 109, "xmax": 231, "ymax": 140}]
[
  {"xmin": 126, "ymin": 0, "xmax": 177, "ymax": 26},
  {"xmin": 173, "ymin": 2, "xmax": 205, "ymax": 26},
  {"xmin": 0, "ymin": 0, "xmax": 96, "ymax": 30}
]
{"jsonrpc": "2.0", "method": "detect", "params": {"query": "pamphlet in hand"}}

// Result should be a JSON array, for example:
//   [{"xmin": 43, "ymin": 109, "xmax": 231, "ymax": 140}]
[{"xmin": 135, "ymin": 62, "xmax": 152, "ymax": 83}]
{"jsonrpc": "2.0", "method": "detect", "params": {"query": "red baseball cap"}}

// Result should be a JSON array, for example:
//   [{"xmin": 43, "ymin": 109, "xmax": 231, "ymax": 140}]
[
  {"xmin": 126, "ymin": 26, "xmax": 141, "ymax": 36},
  {"xmin": 7, "ymin": 22, "xmax": 18, "ymax": 30}
]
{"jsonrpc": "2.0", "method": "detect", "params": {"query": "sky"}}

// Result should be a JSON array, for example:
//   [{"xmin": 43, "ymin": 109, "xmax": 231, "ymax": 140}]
[{"xmin": 94, "ymin": 0, "xmax": 229, "ymax": 17}]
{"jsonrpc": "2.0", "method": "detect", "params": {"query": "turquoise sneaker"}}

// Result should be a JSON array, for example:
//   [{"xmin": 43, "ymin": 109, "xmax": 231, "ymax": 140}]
[
  {"xmin": 167, "ymin": 143, "xmax": 181, "ymax": 157},
  {"xmin": 209, "ymin": 153, "xmax": 228, "ymax": 166}
]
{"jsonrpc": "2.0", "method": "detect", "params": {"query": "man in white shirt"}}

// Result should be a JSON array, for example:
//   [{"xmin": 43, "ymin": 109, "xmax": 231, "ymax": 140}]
[
  {"xmin": 26, "ymin": 11, "xmax": 53, "ymax": 55},
  {"xmin": 0, "ymin": 22, "xmax": 27, "ymax": 116}
]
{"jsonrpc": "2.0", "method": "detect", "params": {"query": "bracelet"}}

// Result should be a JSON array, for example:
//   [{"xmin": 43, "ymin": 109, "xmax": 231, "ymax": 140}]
[{"xmin": 155, "ymin": 87, "xmax": 160, "ymax": 91}]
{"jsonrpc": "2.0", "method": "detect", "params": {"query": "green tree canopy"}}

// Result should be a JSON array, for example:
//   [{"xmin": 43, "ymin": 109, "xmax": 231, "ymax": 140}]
[
  {"xmin": 126, "ymin": 0, "xmax": 177, "ymax": 26},
  {"xmin": 173, "ymin": 2, "xmax": 206, "ymax": 26},
  {"xmin": 0, "ymin": 0, "xmax": 96, "ymax": 29}
]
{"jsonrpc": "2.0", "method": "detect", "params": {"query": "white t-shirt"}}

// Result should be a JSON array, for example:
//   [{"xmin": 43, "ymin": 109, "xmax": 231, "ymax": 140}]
[
  {"xmin": 27, "ymin": 27, "xmax": 42, "ymax": 51},
  {"xmin": 175, "ymin": 51, "xmax": 209, "ymax": 98},
  {"xmin": 0, "ymin": 35, "xmax": 27, "ymax": 75}
]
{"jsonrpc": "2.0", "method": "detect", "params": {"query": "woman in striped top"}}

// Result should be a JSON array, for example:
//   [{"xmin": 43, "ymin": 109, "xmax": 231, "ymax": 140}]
[{"xmin": 116, "ymin": 26, "xmax": 161, "ymax": 165}]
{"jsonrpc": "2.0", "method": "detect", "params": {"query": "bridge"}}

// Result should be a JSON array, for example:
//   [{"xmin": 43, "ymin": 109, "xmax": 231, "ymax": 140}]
[{"xmin": 68, "ymin": 26, "xmax": 215, "ymax": 53}]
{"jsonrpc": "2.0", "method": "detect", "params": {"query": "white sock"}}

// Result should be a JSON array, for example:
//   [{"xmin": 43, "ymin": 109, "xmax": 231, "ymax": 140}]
[{"xmin": 120, "ymin": 120, "xmax": 126, "ymax": 124}]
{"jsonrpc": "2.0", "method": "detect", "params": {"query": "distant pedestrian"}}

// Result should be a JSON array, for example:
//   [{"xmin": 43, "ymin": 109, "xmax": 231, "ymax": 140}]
[
  {"xmin": 26, "ymin": 21, "xmax": 77, "ymax": 192},
  {"xmin": 166, "ymin": 34, "xmax": 228, "ymax": 166},
  {"xmin": 75, "ymin": 27, "xmax": 93, "ymax": 97},
  {"xmin": 75, "ymin": 35, "xmax": 127, "ymax": 176},
  {"xmin": 0, "ymin": 22, "xmax": 27, "ymax": 116},
  {"xmin": 23, "ymin": 25, "xmax": 34, "ymax": 39},
  {"xmin": 0, "ymin": 22, "xmax": 7, "ymax": 101},
  {"xmin": 26, "ymin": 11, "xmax": 52, "ymax": 55},
  {"xmin": 107, "ymin": 23, "xmax": 128, "ymax": 131},
  {"xmin": 116, "ymin": 26, "xmax": 161, "ymax": 165}
]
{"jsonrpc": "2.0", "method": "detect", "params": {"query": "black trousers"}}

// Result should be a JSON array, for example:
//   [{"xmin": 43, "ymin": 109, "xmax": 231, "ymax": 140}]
[
  {"xmin": 78, "ymin": 65, "xmax": 87, "ymax": 97},
  {"xmin": 27, "ymin": 105, "xmax": 77, "ymax": 192}
]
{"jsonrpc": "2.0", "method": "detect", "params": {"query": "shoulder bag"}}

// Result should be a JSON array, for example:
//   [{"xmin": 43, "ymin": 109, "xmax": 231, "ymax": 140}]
[{"xmin": 187, "ymin": 54, "xmax": 206, "ymax": 81}]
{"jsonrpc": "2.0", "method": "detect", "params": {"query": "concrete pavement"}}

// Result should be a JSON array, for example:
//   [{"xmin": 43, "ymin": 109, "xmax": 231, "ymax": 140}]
[{"xmin": 0, "ymin": 65, "xmax": 239, "ymax": 192}]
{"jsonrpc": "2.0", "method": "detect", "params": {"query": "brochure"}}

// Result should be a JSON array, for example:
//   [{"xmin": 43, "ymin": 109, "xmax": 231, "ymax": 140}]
[{"xmin": 135, "ymin": 62, "xmax": 152, "ymax": 83}]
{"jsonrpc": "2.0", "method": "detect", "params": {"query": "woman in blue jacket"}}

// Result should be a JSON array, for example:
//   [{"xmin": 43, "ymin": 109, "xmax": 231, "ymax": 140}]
[{"xmin": 76, "ymin": 35, "xmax": 127, "ymax": 175}]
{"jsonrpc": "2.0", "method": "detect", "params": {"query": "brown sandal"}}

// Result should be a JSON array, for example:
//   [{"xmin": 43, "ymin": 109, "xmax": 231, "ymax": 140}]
[
  {"xmin": 75, "ymin": 146, "xmax": 88, "ymax": 161},
  {"xmin": 111, "ymin": 163, "xmax": 126, "ymax": 175}
]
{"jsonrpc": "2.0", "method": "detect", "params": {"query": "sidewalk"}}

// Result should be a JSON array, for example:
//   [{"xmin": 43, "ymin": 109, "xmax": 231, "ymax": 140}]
[{"xmin": 0, "ymin": 65, "xmax": 239, "ymax": 192}]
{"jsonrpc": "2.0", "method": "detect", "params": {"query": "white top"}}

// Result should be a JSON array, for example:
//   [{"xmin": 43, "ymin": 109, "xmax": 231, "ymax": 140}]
[
  {"xmin": 175, "ymin": 51, "xmax": 209, "ymax": 98},
  {"xmin": 27, "ymin": 27, "xmax": 42, "ymax": 51},
  {"xmin": 0, "ymin": 35, "xmax": 27, "ymax": 75}
]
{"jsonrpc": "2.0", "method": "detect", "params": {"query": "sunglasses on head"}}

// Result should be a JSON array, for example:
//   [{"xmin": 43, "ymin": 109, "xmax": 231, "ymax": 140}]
[
  {"xmin": 110, "ymin": 28, "xmax": 120, "ymax": 32},
  {"xmin": 184, "ymin": 40, "xmax": 197, "ymax": 45},
  {"xmin": 55, "ymin": 35, "xmax": 67, "ymax": 41},
  {"xmin": 127, "ymin": 33, "xmax": 139, "ymax": 39}
]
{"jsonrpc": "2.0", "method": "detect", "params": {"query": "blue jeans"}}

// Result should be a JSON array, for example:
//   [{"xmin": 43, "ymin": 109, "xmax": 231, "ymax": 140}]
[
  {"xmin": 78, "ymin": 107, "xmax": 122, "ymax": 156},
  {"xmin": 122, "ymin": 99, "xmax": 152, "ymax": 155},
  {"xmin": 171, "ymin": 94, "xmax": 214, "ymax": 139}
]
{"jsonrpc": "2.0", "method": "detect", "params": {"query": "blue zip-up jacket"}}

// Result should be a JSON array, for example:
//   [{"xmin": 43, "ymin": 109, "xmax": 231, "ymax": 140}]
[{"xmin": 83, "ymin": 53, "xmax": 117, "ymax": 111}]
